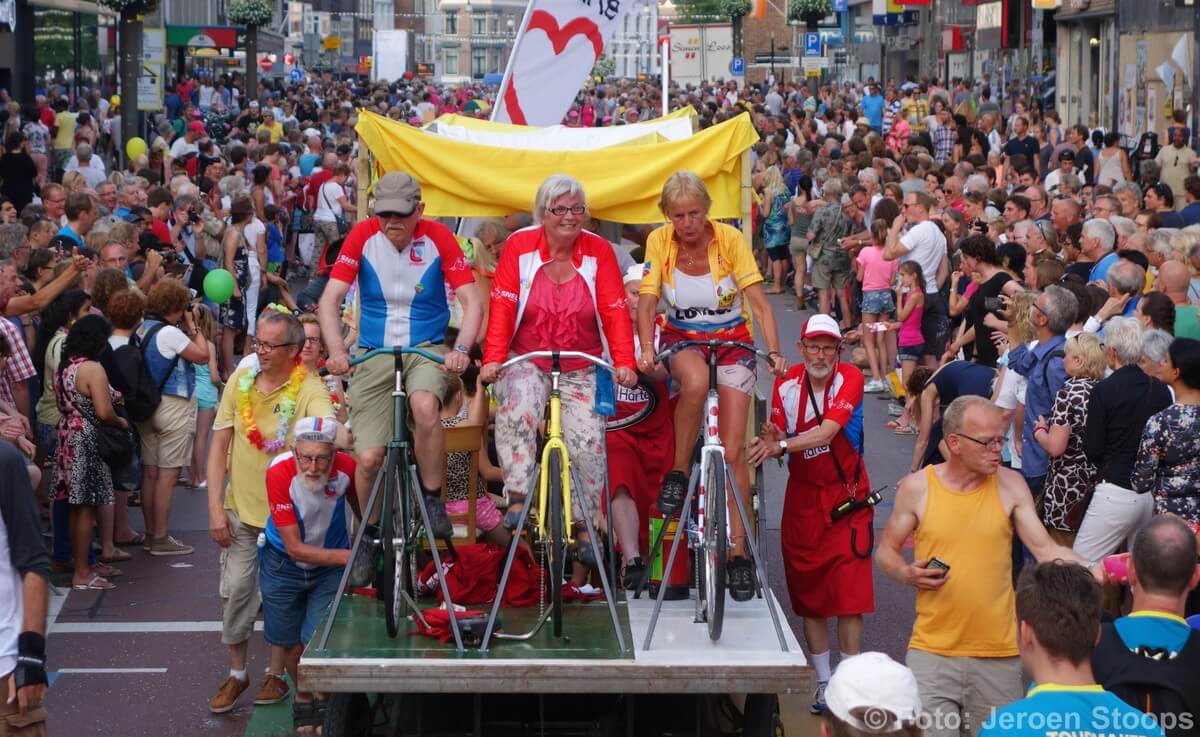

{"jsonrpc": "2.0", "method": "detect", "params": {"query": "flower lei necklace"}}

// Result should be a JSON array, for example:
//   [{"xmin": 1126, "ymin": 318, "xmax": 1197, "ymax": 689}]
[{"xmin": 238, "ymin": 361, "xmax": 307, "ymax": 453}]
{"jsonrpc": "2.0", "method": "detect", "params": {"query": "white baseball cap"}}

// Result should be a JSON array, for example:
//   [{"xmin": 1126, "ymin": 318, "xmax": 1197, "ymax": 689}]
[
  {"xmin": 825, "ymin": 652, "xmax": 922, "ymax": 733},
  {"xmin": 801, "ymin": 313, "xmax": 842, "ymax": 342},
  {"xmin": 292, "ymin": 416, "xmax": 339, "ymax": 445}
]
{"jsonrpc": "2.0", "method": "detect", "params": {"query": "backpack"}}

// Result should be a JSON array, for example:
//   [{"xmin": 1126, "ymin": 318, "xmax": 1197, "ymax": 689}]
[
  {"xmin": 108, "ymin": 323, "xmax": 180, "ymax": 423},
  {"xmin": 1092, "ymin": 621, "xmax": 1200, "ymax": 737}
]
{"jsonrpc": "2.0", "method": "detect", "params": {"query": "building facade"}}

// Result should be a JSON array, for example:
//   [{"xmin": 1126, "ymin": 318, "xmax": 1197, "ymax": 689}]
[{"xmin": 437, "ymin": 0, "xmax": 522, "ymax": 83}]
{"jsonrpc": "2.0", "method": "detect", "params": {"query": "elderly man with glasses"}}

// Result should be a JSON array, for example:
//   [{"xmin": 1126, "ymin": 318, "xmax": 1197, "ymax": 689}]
[
  {"xmin": 878, "ymin": 395, "xmax": 1106, "ymax": 737},
  {"xmin": 259, "ymin": 416, "xmax": 358, "ymax": 732},
  {"xmin": 749, "ymin": 315, "xmax": 875, "ymax": 715},
  {"xmin": 206, "ymin": 310, "xmax": 334, "ymax": 714}
]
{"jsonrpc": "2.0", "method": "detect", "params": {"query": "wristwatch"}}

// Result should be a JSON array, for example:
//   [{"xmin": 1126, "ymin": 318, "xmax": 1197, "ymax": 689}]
[
  {"xmin": 453, "ymin": 344, "xmax": 470, "ymax": 354},
  {"xmin": 778, "ymin": 440, "xmax": 789, "ymax": 455}
]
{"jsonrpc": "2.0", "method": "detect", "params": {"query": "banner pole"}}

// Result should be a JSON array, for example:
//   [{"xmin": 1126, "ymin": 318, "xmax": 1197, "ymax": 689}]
[
  {"xmin": 662, "ymin": 37, "xmax": 669, "ymax": 117},
  {"xmin": 491, "ymin": 0, "xmax": 537, "ymax": 123}
]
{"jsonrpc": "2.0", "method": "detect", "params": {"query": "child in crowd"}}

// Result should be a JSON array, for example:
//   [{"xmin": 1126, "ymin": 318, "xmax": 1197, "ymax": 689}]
[
  {"xmin": 189, "ymin": 303, "xmax": 221, "ymax": 489},
  {"xmin": 855, "ymin": 219, "xmax": 899, "ymax": 393}
]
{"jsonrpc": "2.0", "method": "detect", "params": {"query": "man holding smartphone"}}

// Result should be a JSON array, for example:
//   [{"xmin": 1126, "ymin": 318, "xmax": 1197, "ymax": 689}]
[{"xmin": 877, "ymin": 396, "xmax": 1107, "ymax": 737}]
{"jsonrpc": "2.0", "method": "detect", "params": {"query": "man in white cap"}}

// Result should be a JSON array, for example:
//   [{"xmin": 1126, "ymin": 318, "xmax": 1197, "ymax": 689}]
[
  {"xmin": 823, "ymin": 652, "xmax": 923, "ymax": 737},
  {"xmin": 318, "ymin": 171, "xmax": 482, "ymax": 540},
  {"xmin": 748, "ymin": 314, "xmax": 875, "ymax": 714},
  {"xmin": 259, "ymin": 416, "xmax": 357, "ymax": 732}
]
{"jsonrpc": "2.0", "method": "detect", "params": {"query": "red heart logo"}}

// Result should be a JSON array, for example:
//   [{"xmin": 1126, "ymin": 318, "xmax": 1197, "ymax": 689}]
[{"xmin": 503, "ymin": 10, "xmax": 603, "ymax": 126}]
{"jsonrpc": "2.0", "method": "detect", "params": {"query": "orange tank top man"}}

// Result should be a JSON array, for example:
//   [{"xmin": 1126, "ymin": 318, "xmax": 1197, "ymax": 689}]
[{"xmin": 876, "ymin": 395, "xmax": 1109, "ymax": 737}]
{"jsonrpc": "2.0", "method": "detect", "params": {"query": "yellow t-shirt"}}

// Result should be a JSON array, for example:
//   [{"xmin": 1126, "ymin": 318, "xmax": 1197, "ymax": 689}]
[
  {"xmin": 640, "ymin": 220, "xmax": 764, "ymax": 332},
  {"xmin": 213, "ymin": 367, "xmax": 334, "ymax": 528},
  {"xmin": 53, "ymin": 111, "xmax": 77, "ymax": 150},
  {"xmin": 261, "ymin": 120, "xmax": 284, "ymax": 143}
]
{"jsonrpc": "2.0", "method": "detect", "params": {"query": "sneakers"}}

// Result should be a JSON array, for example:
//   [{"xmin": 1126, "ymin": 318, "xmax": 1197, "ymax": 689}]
[
  {"xmin": 657, "ymin": 470, "xmax": 689, "ymax": 517},
  {"xmin": 253, "ymin": 671, "xmax": 290, "ymax": 706},
  {"xmin": 728, "ymin": 556, "xmax": 756, "ymax": 602},
  {"xmin": 863, "ymin": 379, "xmax": 887, "ymax": 393},
  {"xmin": 147, "ymin": 535, "xmax": 194, "ymax": 556},
  {"xmin": 347, "ymin": 524, "xmax": 381, "ymax": 589},
  {"xmin": 887, "ymin": 402, "xmax": 905, "ymax": 417},
  {"xmin": 810, "ymin": 681, "xmax": 828, "ymax": 715},
  {"xmin": 209, "ymin": 675, "xmax": 249, "ymax": 713},
  {"xmin": 422, "ymin": 495, "xmax": 454, "ymax": 540}
]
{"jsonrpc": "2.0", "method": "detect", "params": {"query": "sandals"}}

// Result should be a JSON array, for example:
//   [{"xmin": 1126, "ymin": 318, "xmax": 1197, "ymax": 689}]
[
  {"xmin": 72, "ymin": 574, "xmax": 115, "ymax": 591},
  {"xmin": 99, "ymin": 549, "xmax": 133, "ymax": 564},
  {"xmin": 892, "ymin": 425, "xmax": 917, "ymax": 436},
  {"xmin": 92, "ymin": 563, "xmax": 123, "ymax": 578},
  {"xmin": 657, "ymin": 471, "xmax": 689, "ymax": 517},
  {"xmin": 570, "ymin": 525, "xmax": 600, "ymax": 570},
  {"xmin": 728, "ymin": 557, "xmax": 756, "ymax": 602},
  {"xmin": 115, "ymin": 533, "xmax": 145, "ymax": 547},
  {"xmin": 292, "ymin": 697, "xmax": 328, "ymax": 731}
]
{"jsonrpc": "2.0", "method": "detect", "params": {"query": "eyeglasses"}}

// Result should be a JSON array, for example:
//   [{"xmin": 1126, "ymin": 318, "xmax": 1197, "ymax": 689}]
[
  {"xmin": 252, "ymin": 339, "xmax": 297, "ymax": 353},
  {"xmin": 547, "ymin": 205, "xmax": 586, "ymax": 217},
  {"xmin": 802, "ymin": 342, "xmax": 840, "ymax": 356},
  {"xmin": 303, "ymin": 336, "xmax": 322, "ymax": 345},
  {"xmin": 377, "ymin": 208, "xmax": 416, "ymax": 220},
  {"xmin": 295, "ymin": 453, "xmax": 333, "ymax": 467},
  {"xmin": 952, "ymin": 433, "xmax": 1005, "ymax": 450}
]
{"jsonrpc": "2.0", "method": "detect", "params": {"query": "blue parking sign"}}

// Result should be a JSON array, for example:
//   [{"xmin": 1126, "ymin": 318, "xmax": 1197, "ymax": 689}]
[
  {"xmin": 290, "ymin": 68, "xmax": 302, "ymax": 82},
  {"xmin": 804, "ymin": 33, "xmax": 821, "ymax": 57},
  {"xmin": 730, "ymin": 57, "xmax": 745, "ymax": 76}
]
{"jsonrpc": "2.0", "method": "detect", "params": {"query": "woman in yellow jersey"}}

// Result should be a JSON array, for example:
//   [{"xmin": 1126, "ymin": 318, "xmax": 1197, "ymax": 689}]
[{"xmin": 637, "ymin": 171, "xmax": 787, "ymax": 602}]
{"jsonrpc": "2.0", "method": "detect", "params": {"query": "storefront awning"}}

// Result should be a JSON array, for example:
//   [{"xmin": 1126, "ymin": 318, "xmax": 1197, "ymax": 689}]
[{"xmin": 166, "ymin": 25, "xmax": 245, "ymax": 49}]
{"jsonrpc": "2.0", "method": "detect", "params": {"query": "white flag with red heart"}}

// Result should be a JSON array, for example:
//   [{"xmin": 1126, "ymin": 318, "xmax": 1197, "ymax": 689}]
[{"xmin": 493, "ymin": 0, "xmax": 632, "ymax": 126}]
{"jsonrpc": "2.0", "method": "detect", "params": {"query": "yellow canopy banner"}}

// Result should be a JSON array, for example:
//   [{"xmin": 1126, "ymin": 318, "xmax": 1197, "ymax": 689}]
[{"xmin": 354, "ymin": 109, "xmax": 757, "ymax": 223}]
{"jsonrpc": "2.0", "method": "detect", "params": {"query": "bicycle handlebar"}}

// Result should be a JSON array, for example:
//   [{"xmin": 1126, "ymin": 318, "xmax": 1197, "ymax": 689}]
[
  {"xmin": 653, "ymin": 339, "xmax": 774, "ymax": 365},
  {"xmin": 349, "ymin": 346, "xmax": 446, "ymax": 367},
  {"xmin": 500, "ymin": 350, "xmax": 621, "ymax": 374}
]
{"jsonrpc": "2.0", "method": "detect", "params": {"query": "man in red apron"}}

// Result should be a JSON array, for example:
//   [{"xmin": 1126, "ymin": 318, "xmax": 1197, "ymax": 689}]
[{"xmin": 748, "ymin": 314, "xmax": 875, "ymax": 715}]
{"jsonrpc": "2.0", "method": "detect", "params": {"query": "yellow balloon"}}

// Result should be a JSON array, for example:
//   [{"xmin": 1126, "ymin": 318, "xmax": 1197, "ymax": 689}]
[
  {"xmin": 125, "ymin": 137, "xmax": 147, "ymax": 160},
  {"xmin": 110, "ymin": 95, "xmax": 120, "ymax": 107}
]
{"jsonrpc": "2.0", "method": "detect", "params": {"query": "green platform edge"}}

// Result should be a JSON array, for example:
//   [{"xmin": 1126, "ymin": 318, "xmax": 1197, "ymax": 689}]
[
  {"xmin": 306, "ymin": 593, "xmax": 636, "ymax": 661},
  {"xmin": 245, "ymin": 593, "xmax": 636, "ymax": 737}
]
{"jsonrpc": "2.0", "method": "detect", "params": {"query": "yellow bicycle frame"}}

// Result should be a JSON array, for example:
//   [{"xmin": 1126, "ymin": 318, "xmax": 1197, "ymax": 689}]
[{"xmin": 535, "ymin": 384, "xmax": 574, "ymax": 543}]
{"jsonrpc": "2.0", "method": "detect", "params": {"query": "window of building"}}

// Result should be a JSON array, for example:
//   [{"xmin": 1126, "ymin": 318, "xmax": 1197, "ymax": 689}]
[
  {"xmin": 472, "ymin": 47, "xmax": 485, "ymax": 77},
  {"xmin": 472, "ymin": 12, "xmax": 485, "ymax": 35},
  {"xmin": 445, "ymin": 50, "xmax": 458, "ymax": 75},
  {"xmin": 445, "ymin": 10, "xmax": 458, "ymax": 35}
]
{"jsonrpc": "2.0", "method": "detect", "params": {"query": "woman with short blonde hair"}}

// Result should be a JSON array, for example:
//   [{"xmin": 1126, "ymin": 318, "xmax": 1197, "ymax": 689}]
[{"xmin": 637, "ymin": 170, "xmax": 786, "ymax": 601}]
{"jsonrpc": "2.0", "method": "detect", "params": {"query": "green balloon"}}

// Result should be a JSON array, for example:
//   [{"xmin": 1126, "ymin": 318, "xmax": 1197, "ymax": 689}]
[{"xmin": 203, "ymin": 269, "xmax": 236, "ymax": 304}]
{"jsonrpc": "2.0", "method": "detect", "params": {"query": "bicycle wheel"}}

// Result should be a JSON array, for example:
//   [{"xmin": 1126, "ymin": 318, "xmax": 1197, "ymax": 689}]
[
  {"xmin": 383, "ymin": 464, "xmax": 409, "ymax": 637},
  {"xmin": 604, "ymin": 376, "xmax": 658, "ymax": 432},
  {"xmin": 704, "ymin": 460, "xmax": 726, "ymax": 641},
  {"xmin": 548, "ymin": 451, "xmax": 565, "ymax": 638}
]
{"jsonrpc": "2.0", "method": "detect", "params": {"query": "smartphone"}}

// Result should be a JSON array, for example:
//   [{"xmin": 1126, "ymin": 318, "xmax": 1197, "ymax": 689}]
[
  {"xmin": 926, "ymin": 557, "xmax": 951, "ymax": 573},
  {"xmin": 1102, "ymin": 554, "xmax": 1129, "ymax": 583}
]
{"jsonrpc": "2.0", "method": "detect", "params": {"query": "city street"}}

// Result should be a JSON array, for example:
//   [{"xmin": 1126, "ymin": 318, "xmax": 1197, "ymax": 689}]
[{"xmin": 42, "ymin": 292, "xmax": 919, "ymax": 737}]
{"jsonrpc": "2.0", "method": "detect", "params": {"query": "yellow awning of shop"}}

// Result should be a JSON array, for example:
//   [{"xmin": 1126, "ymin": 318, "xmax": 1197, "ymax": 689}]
[{"xmin": 355, "ymin": 109, "xmax": 755, "ymax": 224}]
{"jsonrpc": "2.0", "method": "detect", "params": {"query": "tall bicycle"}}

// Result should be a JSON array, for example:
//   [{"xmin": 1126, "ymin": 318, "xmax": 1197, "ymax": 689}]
[
  {"xmin": 634, "ymin": 340, "xmax": 789, "ymax": 650},
  {"xmin": 479, "ymin": 350, "xmax": 628, "ymax": 653},
  {"xmin": 316, "ymin": 346, "xmax": 464, "ymax": 652}
]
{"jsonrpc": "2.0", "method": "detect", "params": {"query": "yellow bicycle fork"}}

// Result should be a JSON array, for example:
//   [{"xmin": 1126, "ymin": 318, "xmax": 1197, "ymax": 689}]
[{"xmin": 535, "ymin": 383, "xmax": 574, "ymax": 543}]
